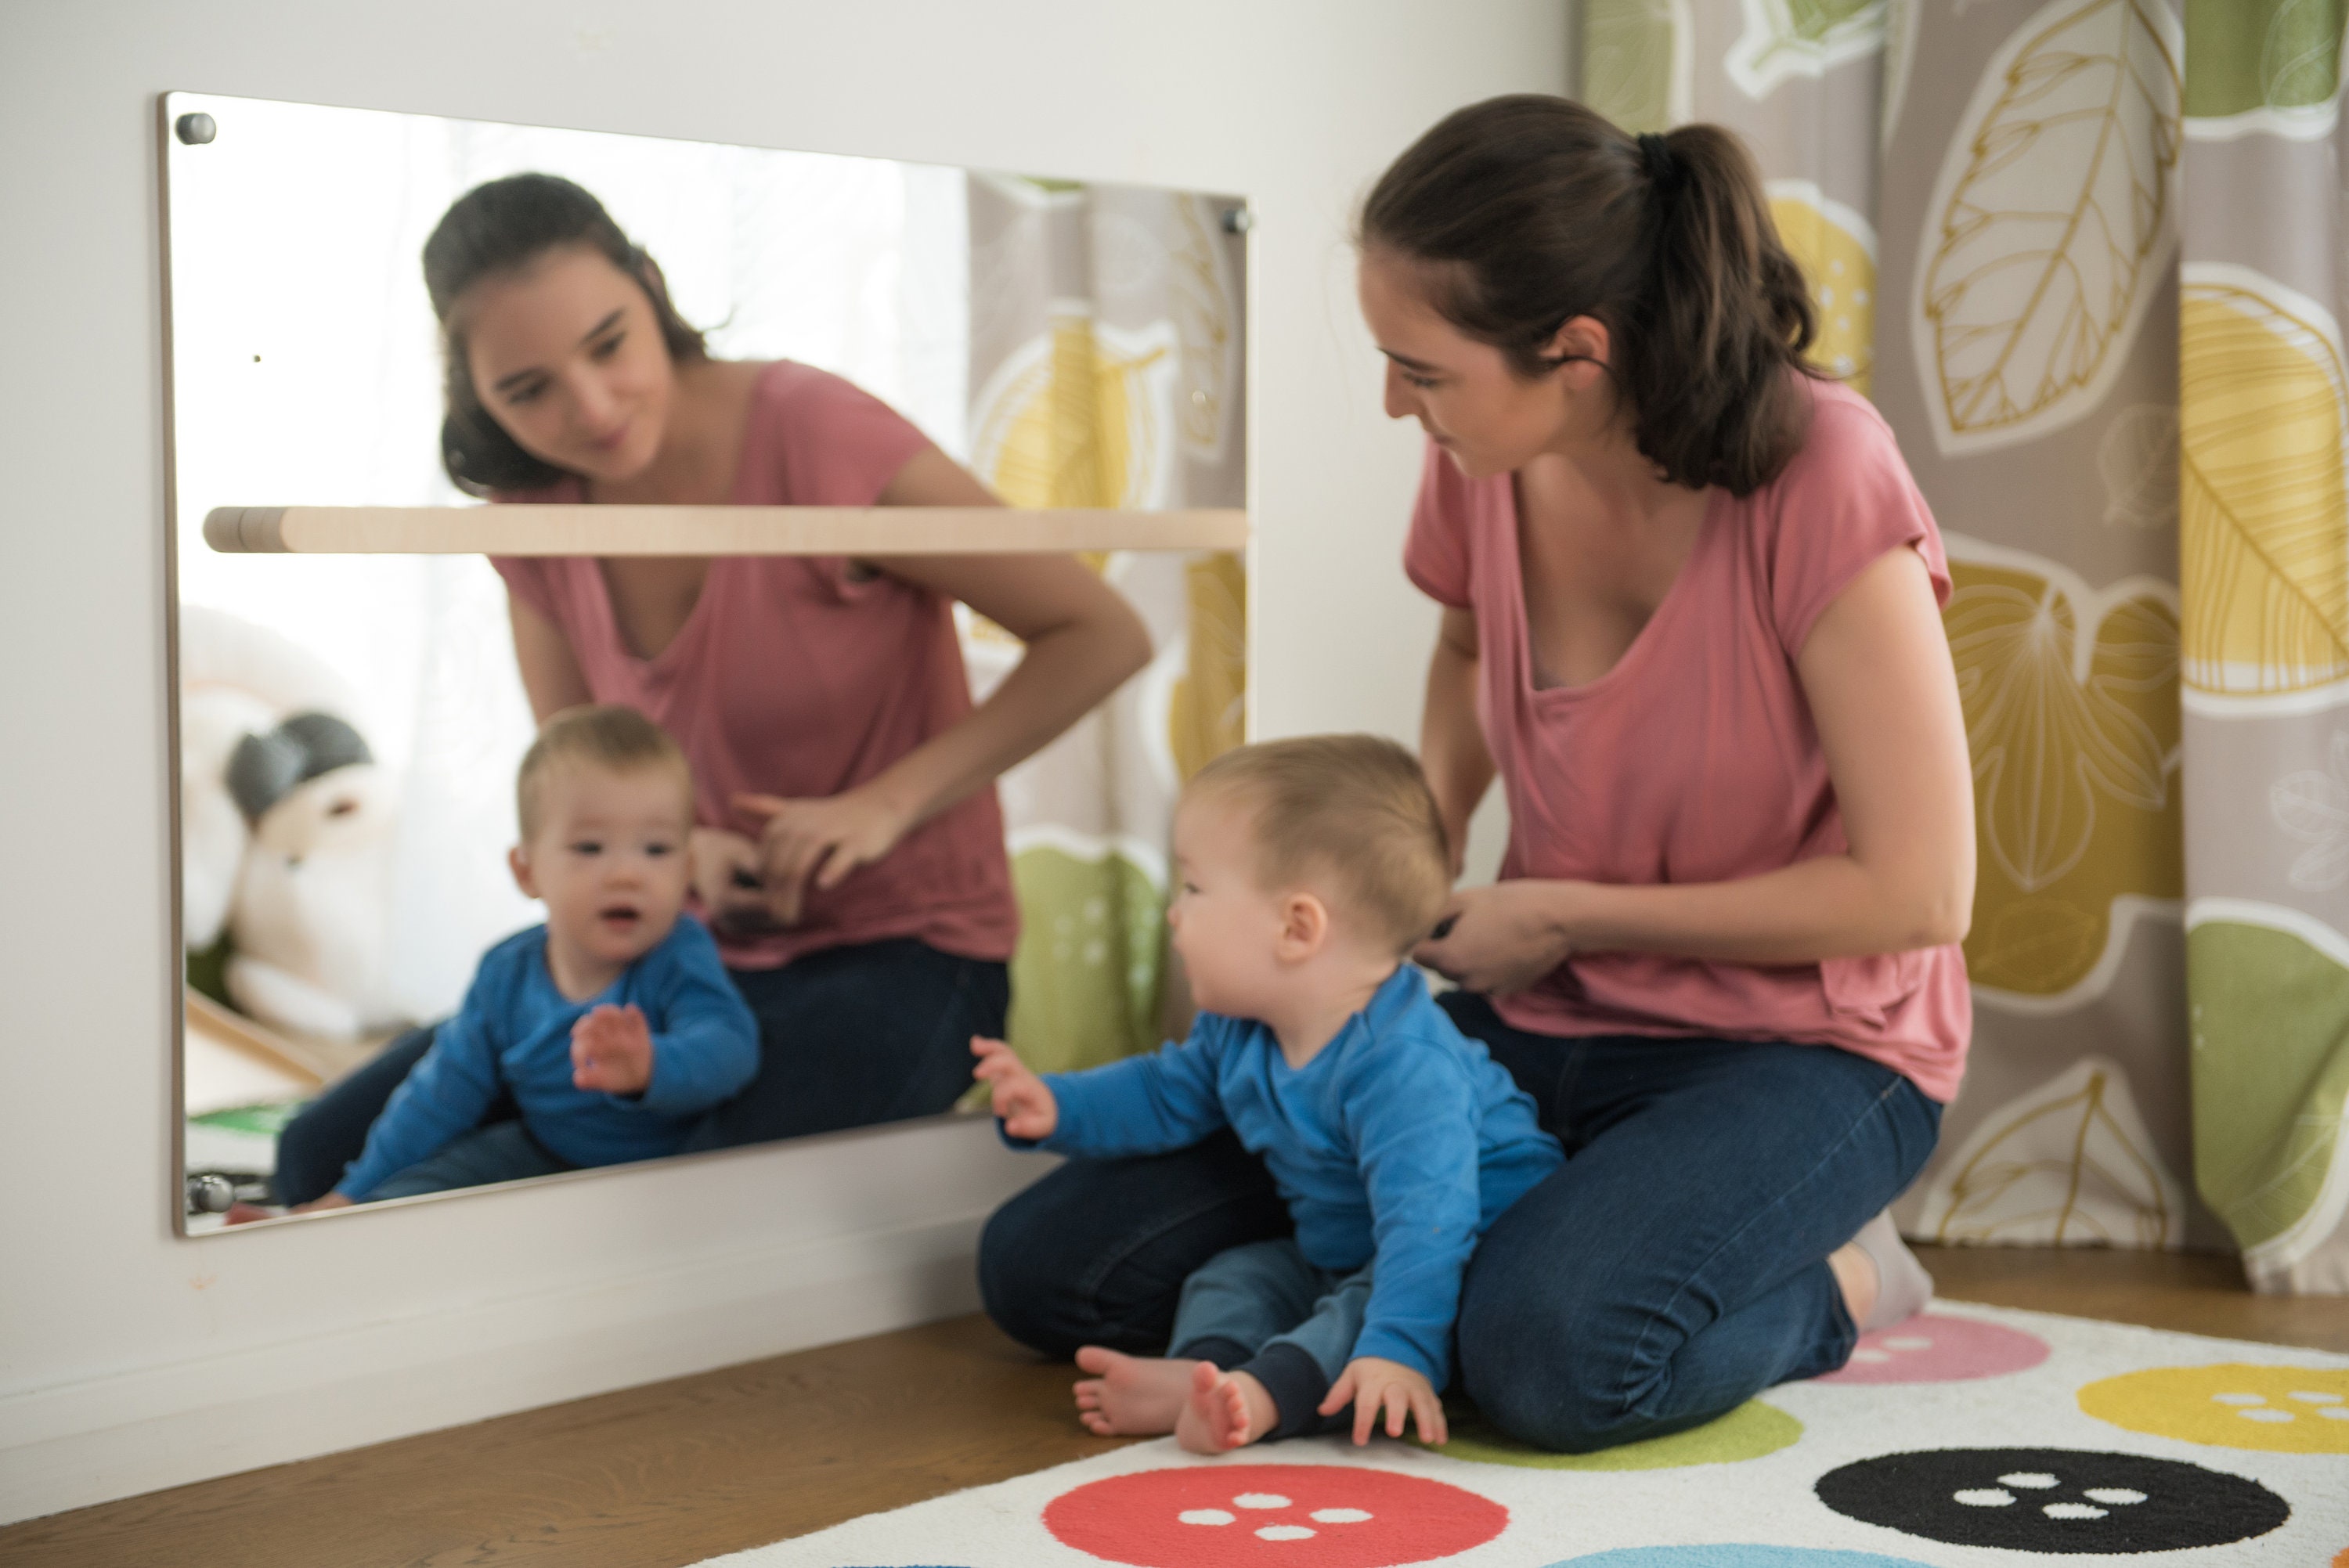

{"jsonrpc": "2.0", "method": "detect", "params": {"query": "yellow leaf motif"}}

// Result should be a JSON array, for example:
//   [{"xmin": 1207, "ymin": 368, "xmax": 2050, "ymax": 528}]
[
  {"xmin": 1916, "ymin": 0, "xmax": 2180, "ymax": 452},
  {"xmin": 1767, "ymin": 182, "xmax": 1876, "ymax": 398},
  {"xmin": 1167, "ymin": 553, "xmax": 1247, "ymax": 782},
  {"xmin": 1943, "ymin": 548, "xmax": 2181, "ymax": 997},
  {"xmin": 1924, "ymin": 1057, "xmax": 2184, "ymax": 1247},
  {"xmin": 972, "ymin": 317, "xmax": 1173, "ymax": 511},
  {"xmin": 2180, "ymin": 272, "xmax": 2349, "ymax": 694}
]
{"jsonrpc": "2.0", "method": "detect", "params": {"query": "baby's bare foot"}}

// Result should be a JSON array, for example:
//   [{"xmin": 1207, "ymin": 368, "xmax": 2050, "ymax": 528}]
[
  {"xmin": 1176, "ymin": 1362, "xmax": 1273, "ymax": 1454},
  {"xmin": 1071, "ymin": 1346, "xmax": 1198, "ymax": 1436}
]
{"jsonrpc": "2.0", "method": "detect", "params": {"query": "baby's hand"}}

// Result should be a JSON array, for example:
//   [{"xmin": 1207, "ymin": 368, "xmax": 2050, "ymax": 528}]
[
  {"xmin": 970, "ymin": 1035, "xmax": 1057, "ymax": 1140},
  {"xmin": 1320, "ymin": 1356, "xmax": 1447, "ymax": 1447},
  {"xmin": 572, "ymin": 1003, "xmax": 655, "ymax": 1095}
]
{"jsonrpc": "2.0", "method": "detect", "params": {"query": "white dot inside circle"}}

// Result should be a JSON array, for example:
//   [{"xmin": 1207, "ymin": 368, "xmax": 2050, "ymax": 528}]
[
  {"xmin": 2289, "ymin": 1390, "xmax": 2344, "ymax": 1404},
  {"xmin": 1849, "ymin": 1348, "xmax": 1893, "ymax": 1364},
  {"xmin": 1256, "ymin": 1525, "xmax": 1316, "ymax": 1541},
  {"xmin": 1954, "ymin": 1488, "xmax": 2015, "ymax": 1507},
  {"xmin": 1883, "ymin": 1336, "xmax": 1932, "ymax": 1350},
  {"xmin": 1999, "ymin": 1472, "xmax": 2059, "ymax": 1489},
  {"xmin": 1233, "ymin": 1494, "xmax": 1290, "ymax": 1509},
  {"xmin": 2084, "ymin": 1489, "xmax": 2147, "ymax": 1505},
  {"xmin": 2239, "ymin": 1408, "xmax": 2296, "ymax": 1423},
  {"xmin": 2211, "ymin": 1392, "xmax": 2266, "ymax": 1406},
  {"xmin": 2044, "ymin": 1503, "xmax": 2109, "ymax": 1520},
  {"xmin": 2320, "ymin": 1407, "xmax": 2349, "ymax": 1420},
  {"xmin": 1179, "ymin": 1509, "xmax": 1235, "ymax": 1526},
  {"xmin": 1310, "ymin": 1509, "xmax": 1373, "ymax": 1523}
]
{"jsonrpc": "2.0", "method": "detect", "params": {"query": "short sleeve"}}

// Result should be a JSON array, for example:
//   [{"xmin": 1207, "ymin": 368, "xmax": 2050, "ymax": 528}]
[
  {"xmin": 754, "ymin": 362, "xmax": 937, "ymax": 508},
  {"xmin": 1768, "ymin": 386, "xmax": 1952, "ymax": 661},
  {"xmin": 1402, "ymin": 441, "xmax": 1475, "ymax": 610}
]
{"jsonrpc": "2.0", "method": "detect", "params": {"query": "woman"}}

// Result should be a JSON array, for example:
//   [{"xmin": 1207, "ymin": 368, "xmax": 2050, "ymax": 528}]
[
  {"xmin": 977, "ymin": 97, "xmax": 1972, "ymax": 1452},
  {"xmin": 273, "ymin": 174, "xmax": 1149, "ymax": 1202}
]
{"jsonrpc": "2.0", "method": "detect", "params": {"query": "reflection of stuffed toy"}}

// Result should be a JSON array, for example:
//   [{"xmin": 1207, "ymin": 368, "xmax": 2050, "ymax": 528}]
[{"xmin": 179, "ymin": 607, "xmax": 402, "ymax": 1040}]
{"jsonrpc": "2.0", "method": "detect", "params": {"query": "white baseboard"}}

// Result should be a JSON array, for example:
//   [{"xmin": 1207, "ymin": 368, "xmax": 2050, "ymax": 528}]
[{"xmin": 0, "ymin": 1208, "xmax": 990, "ymax": 1526}]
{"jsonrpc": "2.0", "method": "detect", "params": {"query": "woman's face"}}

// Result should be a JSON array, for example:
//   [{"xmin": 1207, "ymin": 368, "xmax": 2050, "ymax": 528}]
[
  {"xmin": 1357, "ymin": 249, "xmax": 1604, "ymax": 480},
  {"xmin": 459, "ymin": 245, "xmax": 677, "ymax": 486}
]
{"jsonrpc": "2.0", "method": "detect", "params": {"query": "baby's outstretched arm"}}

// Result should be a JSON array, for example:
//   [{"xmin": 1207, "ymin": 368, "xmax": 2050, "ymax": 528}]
[
  {"xmin": 1321, "ymin": 1356, "xmax": 1448, "ymax": 1446},
  {"xmin": 572, "ymin": 1004, "xmax": 655, "ymax": 1094},
  {"xmin": 971, "ymin": 1036, "xmax": 1058, "ymax": 1140}
]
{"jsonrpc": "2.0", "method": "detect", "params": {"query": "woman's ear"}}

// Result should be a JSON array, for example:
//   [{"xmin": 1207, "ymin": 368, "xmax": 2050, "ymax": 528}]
[
  {"xmin": 1543, "ymin": 314, "xmax": 1613, "ymax": 379},
  {"xmin": 1276, "ymin": 892, "xmax": 1330, "ymax": 961}
]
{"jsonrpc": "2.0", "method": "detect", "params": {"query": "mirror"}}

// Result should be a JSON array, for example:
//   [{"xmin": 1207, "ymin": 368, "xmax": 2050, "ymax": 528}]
[{"xmin": 165, "ymin": 92, "xmax": 1249, "ymax": 1231}]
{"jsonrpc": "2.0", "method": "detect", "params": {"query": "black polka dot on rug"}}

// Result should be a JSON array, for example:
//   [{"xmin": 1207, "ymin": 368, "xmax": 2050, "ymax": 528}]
[{"xmin": 1813, "ymin": 1447, "xmax": 2289, "ymax": 1554}]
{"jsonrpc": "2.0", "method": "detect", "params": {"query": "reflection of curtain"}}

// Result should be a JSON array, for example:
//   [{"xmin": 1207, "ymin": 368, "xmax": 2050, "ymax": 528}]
[
  {"xmin": 1579, "ymin": 2, "xmax": 2243, "ymax": 1263},
  {"xmin": 2178, "ymin": 2, "xmax": 2349, "ymax": 1293},
  {"xmin": 963, "ymin": 176, "xmax": 1249, "ymax": 1073}
]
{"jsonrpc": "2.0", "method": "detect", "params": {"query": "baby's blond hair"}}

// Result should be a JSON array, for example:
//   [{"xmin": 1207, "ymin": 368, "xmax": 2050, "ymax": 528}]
[
  {"xmin": 1188, "ymin": 734, "xmax": 1451, "ymax": 955},
  {"xmin": 517, "ymin": 705, "xmax": 693, "ymax": 840}
]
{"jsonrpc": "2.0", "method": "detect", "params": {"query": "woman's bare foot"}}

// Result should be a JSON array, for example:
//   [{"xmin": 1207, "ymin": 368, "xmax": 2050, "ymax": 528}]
[
  {"xmin": 1072, "ymin": 1346, "xmax": 1200, "ymax": 1436},
  {"xmin": 1175, "ymin": 1361, "xmax": 1277, "ymax": 1454}
]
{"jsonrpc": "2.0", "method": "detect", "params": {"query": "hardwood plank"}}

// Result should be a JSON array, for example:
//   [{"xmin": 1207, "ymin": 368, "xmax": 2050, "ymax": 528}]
[
  {"xmin": 5, "ymin": 1249, "xmax": 2338, "ymax": 1567},
  {"xmin": 201, "ymin": 504, "xmax": 1250, "ymax": 557}
]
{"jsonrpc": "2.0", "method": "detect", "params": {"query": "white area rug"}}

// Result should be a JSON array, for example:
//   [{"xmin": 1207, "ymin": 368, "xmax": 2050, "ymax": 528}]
[{"xmin": 693, "ymin": 1306, "xmax": 2349, "ymax": 1567}]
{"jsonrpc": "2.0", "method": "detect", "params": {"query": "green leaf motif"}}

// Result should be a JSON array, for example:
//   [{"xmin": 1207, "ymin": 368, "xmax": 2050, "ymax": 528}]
[
  {"xmin": 2189, "ymin": 918, "xmax": 2349, "ymax": 1253},
  {"xmin": 1005, "ymin": 845, "xmax": 1167, "ymax": 1074},
  {"xmin": 1579, "ymin": 0, "xmax": 1681, "ymax": 133},
  {"xmin": 1789, "ymin": 0, "xmax": 1886, "ymax": 45},
  {"xmin": 2183, "ymin": 0, "xmax": 2344, "ymax": 117}
]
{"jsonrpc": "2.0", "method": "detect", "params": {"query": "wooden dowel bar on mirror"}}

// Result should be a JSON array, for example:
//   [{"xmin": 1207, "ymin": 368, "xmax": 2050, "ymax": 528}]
[{"xmin": 203, "ymin": 505, "xmax": 1250, "ymax": 557}]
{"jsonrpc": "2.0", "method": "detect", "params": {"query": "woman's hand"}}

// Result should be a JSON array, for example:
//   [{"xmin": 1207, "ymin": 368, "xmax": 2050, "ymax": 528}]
[
  {"xmin": 1413, "ymin": 881, "xmax": 1580, "ymax": 995},
  {"xmin": 1320, "ymin": 1356, "xmax": 1448, "ymax": 1446},
  {"xmin": 732, "ymin": 786, "xmax": 914, "ymax": 926},
  {"xmin": 688, "ymin": 826, "xmax": 773, "ymax": 934},
  {"xmin": 971, "ymin": 1035, "xmax": 1058, "ymax": 1140}
]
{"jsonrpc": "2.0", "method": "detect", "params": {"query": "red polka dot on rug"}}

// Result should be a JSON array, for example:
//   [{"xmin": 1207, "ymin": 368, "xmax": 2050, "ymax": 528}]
[
  {"xmin": 1042, "ymin": 1463, "xmax": 1507, "ymax": 1567},
  {"xmin": 1817, "ymin": 1314, "xmax": 2049, "ymax": 1384}
]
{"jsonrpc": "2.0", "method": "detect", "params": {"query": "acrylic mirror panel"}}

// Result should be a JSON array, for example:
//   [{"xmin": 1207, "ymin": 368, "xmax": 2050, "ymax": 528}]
[{"xmin": 167, "ymin": 92, "xmax": 1248, "ymax": 1231}]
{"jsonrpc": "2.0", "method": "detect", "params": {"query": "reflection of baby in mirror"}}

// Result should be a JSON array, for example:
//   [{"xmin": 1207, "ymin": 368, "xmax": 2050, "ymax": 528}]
[
  {"xmin": 973, "ymin": 736, "xmax": 1563, "ymax": 1454},
  {"xmin": 281, "ymin": 705, "xmax": 758, "ymax": 1214}
]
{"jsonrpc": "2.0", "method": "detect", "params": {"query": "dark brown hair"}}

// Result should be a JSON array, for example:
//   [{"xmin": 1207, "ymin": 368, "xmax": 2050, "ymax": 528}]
[
  {"xmin": 1360, "ymin": 96, "xmax": 1820, "ymax": 496},
  {"xmin": 1190, "ymin": 734, "xmax": 1451, "ymax": 956},
  {"xmin": 423, "ymin": 173, "xmax": 709, "ymax": 496}
]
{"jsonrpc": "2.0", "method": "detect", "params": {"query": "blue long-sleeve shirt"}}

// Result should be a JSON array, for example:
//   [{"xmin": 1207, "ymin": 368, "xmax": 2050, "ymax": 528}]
[
  {"xmin": 337, "ymin": 916, "xmax": 759, "ymax": 1199},
  {"xmin": 1027, "ymin": 964, "xmax": 1562, "ymax": 1389}
]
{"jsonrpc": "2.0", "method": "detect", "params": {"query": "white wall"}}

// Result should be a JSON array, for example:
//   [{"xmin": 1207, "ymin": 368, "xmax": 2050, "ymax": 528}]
[{"xmin": 0, "ymin": 0, "xmax": 1564, "ymax": 1523}]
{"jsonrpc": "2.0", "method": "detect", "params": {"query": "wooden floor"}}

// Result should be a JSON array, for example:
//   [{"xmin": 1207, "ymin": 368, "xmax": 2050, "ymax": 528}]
[{"xmin": 5, "ymin": 1246, "xmax": 2342, "ymax": 1568}]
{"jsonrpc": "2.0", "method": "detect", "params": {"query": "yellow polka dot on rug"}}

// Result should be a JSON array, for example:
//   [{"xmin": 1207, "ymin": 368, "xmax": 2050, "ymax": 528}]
[
  {"xmin": 1425, "ymin": 1397, "xmax": 1801, "ymax": 1470},
  {"xmin": 2078, "ymin": 1364, "xmax": 2349, "ymax": 1453}
]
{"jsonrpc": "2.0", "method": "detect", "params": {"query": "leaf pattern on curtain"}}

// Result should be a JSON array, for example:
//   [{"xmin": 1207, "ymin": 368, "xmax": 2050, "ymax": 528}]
[
  {"xmin": 2178, "ymin": 269, "xmax": 2349, "ymax": 694},
  {"xmin": 1914, "ymin": 0, "xmax": 2181, "ymax": 453},
  {"xmin": 1577, "ymin": 0, "xmax": 1690, "ymax": 134},
  {"xmin": 1944, "ymin": 548, "xmax": 2181, "ymax": 997},
  {"xmin": 1767, "ymin": 181, "xmax": 1878, "ymax": 395},
  {"xmin": 1727, "ymin": 0, "xmax": 1889, "ymax": 100},
  {"xmin": 1921, "ymin": 1055, "xmax": 2185, "ymax": 1246}
]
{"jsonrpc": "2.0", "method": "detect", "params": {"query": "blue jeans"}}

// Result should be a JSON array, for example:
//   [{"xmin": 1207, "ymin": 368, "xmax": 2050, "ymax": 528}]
[
  {"xmin": 978, "ymin": 990, "xmax": 1942, "ymax": 1453},
  {"xmin": 366, "ymin": 1119, "xmax": 573, "ymax": 1201},
  {"xmin": 1172, "ymin": 1239, "xmax": 1373, "ymax": 1440},
  {"xmin": 273, "ymin": 937, "xmax": 1009, "ymax": 1205}
]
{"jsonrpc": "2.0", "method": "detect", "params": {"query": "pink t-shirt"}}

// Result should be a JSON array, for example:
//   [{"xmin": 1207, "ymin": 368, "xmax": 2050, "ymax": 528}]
[
  {"xmin": 493, "ymin": 360, "xmax": 1019, "ymax": 971},
  {"xmin": 1404, "ymin": 378, "xmax": 1970, "ymax": 1102}
]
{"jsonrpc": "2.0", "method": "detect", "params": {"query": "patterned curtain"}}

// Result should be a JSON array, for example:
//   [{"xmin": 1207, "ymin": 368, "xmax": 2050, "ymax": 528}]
[
  {"xmin": 2178, "ymin": 1, "xmax": 2349, "ymax": 1293},
  {"xmin": 961, "ymin": 176, "xmax": 1249, "ymax": 1076},
  {"xmin": 1574, "ymin": 1, "xmax": 2320, "ymax": 1271}
]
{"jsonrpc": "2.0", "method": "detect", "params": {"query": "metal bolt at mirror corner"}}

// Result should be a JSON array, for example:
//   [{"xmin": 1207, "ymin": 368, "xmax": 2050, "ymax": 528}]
[
  {"xmin": 175, "ymin": 112, "xmax": 217, "ymax": 146},
  {"xmin": 1221, "ymin": 206, "xmax": 1253, "ymax": 235},
  {"xmin": 186, "ymin": 1173, "xmax": 236, "ymax": 1213}
]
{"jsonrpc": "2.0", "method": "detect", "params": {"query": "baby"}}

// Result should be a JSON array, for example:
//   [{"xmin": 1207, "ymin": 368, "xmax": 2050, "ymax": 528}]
[
  {"xmin": 299, "ymin": 705, "xmax": 759, "ymax": 1210},
  {"xmin": 974, "ymin": 735, "xmax": 1563, "ymax": 1453}
]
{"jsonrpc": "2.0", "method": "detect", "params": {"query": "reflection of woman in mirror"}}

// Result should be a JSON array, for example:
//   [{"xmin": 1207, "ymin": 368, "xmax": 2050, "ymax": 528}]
[
  {"xmin": 980, "ymin": 100, "xmax": 1970, "ymax": 1452},
  {"xmin": 272, "ymin": 175, "xmax": 1149, "ymax": 1201}
]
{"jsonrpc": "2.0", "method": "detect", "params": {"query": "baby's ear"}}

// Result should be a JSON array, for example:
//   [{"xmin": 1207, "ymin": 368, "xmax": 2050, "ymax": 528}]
[
  {"xmin": 1277, "ymin": 891, "xmax": 1330, "ymax": 957},
  {"xmin": 507, "ymin": 845, "xmax": 539, "ymax": 900}
]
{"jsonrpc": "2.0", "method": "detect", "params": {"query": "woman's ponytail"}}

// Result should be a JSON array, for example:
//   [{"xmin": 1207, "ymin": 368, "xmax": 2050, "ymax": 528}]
[{"xmin": 1361, "ymin": 97, "xmax": 1822, "ymax": 496}]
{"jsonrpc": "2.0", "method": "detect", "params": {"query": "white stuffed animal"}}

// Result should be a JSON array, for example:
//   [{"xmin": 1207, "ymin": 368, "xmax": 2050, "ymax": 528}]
[{"xmin": 179, "ymin": 606, "xmax": 403, "ymax": 1040}]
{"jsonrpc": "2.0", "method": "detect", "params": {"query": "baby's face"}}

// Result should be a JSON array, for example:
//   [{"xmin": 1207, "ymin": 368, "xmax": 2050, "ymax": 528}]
[
  {"xmin": 1166, "ymin": 791, "xmax": 1293, "ymax": 1018},
  {"xmin": 515, "ymin": 762, "xmax": 692, "ymax": 971}
]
